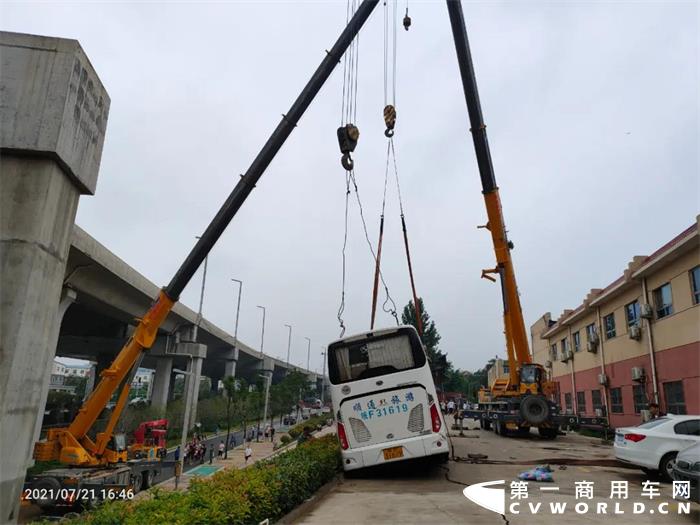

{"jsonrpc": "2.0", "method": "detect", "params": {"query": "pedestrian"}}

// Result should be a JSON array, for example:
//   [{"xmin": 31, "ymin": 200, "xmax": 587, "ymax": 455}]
[
  {"xmin": 244, "ymin": 443, "xmax": 253, "ymax": 465},
  {"xmin": 270, "ymin": 427, "xmax": 275, "ymax": 443},
  {"xmin": 440, "ymin": 400, "xmax": 446, "ymax": 413},
  {"xmin": 447, "ymin": 399, "xmax": 455, "ymax": 414},
  {"xmin": 209, "ymin": 444, "xmax": 214, "ymax": 464},
  {"xmin": 199, "ymin": 443, "xmax": 205, "ymax": 464},
  {"xmin": 218, "ymin": 440, "xmax": 224, "ymax": 458},
  {"xmin": 647, "ymin": 402, "xmax": 664, "ymax": 420},
  {"xmin": 229, "ymin": 434, "xmax": 236, "ymax": 449},
  {"xmin": 174, "ymin": 445, "xmax": 180, "ymax": 462}
]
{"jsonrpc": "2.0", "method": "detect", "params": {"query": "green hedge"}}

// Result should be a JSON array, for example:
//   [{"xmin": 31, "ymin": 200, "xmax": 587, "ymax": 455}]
[
  {"xmin": 287, "ymin": 415, "xmax": 329, "ymax": 439},
  {"xmin": 58, "ymin": 435, "xmax": 340, "ymax": 525}
]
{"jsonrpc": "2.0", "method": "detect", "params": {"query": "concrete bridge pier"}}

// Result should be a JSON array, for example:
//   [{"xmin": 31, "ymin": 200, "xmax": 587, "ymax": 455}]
[
  {"xmin": 0, "ymin": 32, "xmax": 109, "ymax": 523},
  {"xmin": 151, "ymin": 356, "xmax": 173, "ymax": 411},
  {"xmin": 31, "ymin": 287, "xmax": 77, "ymax": 446}
]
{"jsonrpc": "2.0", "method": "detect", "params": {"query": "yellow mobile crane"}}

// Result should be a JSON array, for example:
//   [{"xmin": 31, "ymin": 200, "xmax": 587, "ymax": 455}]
[
  {"xmin": 448, "ymin": 3, "xmax": 607, "ymax": 437},
  {"xmin": 26, "ymin": 1, "xmax": 380, "ymax": 510}
]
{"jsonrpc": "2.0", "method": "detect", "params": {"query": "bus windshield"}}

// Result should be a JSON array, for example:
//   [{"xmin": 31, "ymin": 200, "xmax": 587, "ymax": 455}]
[{"xmin": 328, "ymin": 332, "xmax": 426, "ymax": 384}]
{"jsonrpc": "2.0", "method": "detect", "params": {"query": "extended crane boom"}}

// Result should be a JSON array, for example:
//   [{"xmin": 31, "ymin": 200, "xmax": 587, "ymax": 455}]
[
  {"xmin": 446, "ymin": 0, "xmax": 575, "ymax": 439},
  {"xmin": 447, "ymin": 0, "xmax": 531, "ymax": 390},
  {"xmin": 34, "ymin": 0, "xmax": 380, "ymax": 469}
]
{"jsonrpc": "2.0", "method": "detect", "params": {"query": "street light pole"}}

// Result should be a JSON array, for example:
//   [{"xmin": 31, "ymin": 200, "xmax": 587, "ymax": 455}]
[
  {"xmin": 305, "ymin": 337, "xmax": 311, "ymax": 372},
  {"xmin": 174, "ymin": 361, "xmax": 195, "ymax": 489},
  {"xmin": 257, "ymin": 306, "xmax": 269, "ymax": 443},
  {"xmin": 193, "ymin": 236, "xmax": 208, "ymax": 341},
  {"xmin": 320, "ymin": 350, "xmax": 327, "ymax": 405},
  {"xmin": 231, "ymin": 279, "xmax": 243, "ymax": 353},
  {"xmin": 284, "ymin": 324, "xmax": 292, "ymax": 368}
]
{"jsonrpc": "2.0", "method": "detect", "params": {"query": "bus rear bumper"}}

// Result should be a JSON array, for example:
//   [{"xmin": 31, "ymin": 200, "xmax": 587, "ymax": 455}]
[{"xmin": 341, "ymin": 432, "xmax": 448, "ymax": 471}]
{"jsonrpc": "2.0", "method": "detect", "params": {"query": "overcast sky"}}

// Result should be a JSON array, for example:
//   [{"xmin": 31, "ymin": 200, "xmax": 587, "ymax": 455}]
[{"xmin": 4, "ymin": 1, "xmax": 698, "ymax": 373}]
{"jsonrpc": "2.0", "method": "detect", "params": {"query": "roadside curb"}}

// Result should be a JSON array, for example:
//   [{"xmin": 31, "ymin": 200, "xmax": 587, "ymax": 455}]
[{"xmin": 276, "ymin": 474, "xmax": 342, "ymax": 524}]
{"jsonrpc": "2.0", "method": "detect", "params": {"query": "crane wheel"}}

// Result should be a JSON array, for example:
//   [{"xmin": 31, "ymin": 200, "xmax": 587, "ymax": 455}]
[
  {"xmin": 31, "ymin": 477, "xmax": 62, "ymax": 508},
  {"xmin": 131, "ymin": 472, "xmax": 143, "ymax": 494},
  {"xmin": 520, "ymin": 395, "xmax": 549, "ymax": 425}
]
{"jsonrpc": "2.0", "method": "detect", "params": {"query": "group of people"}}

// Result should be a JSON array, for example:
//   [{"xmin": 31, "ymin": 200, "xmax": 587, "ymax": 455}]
[
  {"xmin": 441, "ymin": 398, "xmax": 470, "ymax": 415},
  {"xmin": 182, "ymin": 436, "xmax": 210, "ymax": 465}
]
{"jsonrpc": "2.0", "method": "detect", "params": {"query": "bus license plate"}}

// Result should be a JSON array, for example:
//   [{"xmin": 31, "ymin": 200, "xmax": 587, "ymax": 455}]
[{"xmin": 383, "ymin": 446, "xmax": 404, "ymax": 460}]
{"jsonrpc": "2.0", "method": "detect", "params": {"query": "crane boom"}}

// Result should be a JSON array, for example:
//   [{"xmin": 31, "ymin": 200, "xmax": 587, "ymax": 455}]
[
  {"xmin": 446, "ymin": 0, "xmax": 531, "ymax": 389},
  {"xmin": 35, "ymin": 0, "xmax": 380, "ymax": 467}
]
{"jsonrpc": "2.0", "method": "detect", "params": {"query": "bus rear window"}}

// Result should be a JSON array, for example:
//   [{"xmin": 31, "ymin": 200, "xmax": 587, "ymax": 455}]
[{"xmin": 328, "ymin": 334, "xmax": 425, "ymax": 384}]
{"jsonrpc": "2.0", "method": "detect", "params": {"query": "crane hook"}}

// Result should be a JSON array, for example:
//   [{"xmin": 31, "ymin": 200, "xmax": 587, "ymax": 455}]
[
  {"xmin": 383, "ymin": 105, "xmax": 396, "ymax": 138},
  {"xmin": 341, "ymin": 153, "xmax": 354, "ymax": 171},
  {"xmin": 337, "ymin": 124, "xmax": 360, "ymax": 171},
  {"xmin": 403, "ymin": 8, "xmax": 411, "ymax": 31}
]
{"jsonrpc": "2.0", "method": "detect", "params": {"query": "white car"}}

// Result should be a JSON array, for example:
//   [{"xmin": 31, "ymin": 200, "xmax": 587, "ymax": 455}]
[{"xmin": 614, "ymin": 415, "xmax": 700, "ymax": 481}]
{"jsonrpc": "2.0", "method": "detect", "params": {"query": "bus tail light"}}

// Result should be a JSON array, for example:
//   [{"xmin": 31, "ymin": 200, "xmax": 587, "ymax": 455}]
[
  {"xmin": 430, "ymin": 403, "xmax": 441, "ymax": 433},
  {"xmin": 338, "ymin": 422, "xmax": 349, "ymax": 450}
]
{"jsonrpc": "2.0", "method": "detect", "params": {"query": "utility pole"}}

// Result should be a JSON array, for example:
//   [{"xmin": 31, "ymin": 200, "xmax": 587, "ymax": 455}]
[
  {"xmin": 193, "ymin": 235, "xmax": 208, "ymax": 342},
  {"xmin": 231, "ymin": 278, "xmax": 243, "ymax": 353},
  {"xmin": 257, "ymin": 305, "xmax": 270, "ymax": 442},
  {"xmin": 305, "ymin": 337, "xmax": 311, "ymax": 372},
  {"xmin": 173, "ymin": 361, "xmax": 195, "ymax": 489},
  {"xmin": 284, "ymin": 324, "xmax": 292, "ymax": 368},
  {"xmin": 320, "ymin": 350, "xmax": 327, "ymax": 405}
]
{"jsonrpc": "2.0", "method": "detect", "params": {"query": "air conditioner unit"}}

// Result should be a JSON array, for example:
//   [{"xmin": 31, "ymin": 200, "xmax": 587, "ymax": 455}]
[
  {"xmin": 640, "ymin": 303, "xmax": 654, "ymax": 319},
  {"xmin": 598, "ymin": 373, "xmax": 608, "ymax": 386},
  {"xmin": 589, "ymin": 332, "xmax": 600, "ymax": 344},
  {"xmin": 631, "ymin": 367, "xmax": 645, "ymax": 382},
  {"xmin": 587, "ymin": 341, "xmax": 598, "ymax": 353},
  {"xmin": 640, "ymin": 409, "xmax": 651, "ymax": 422},
  {"xmin": 595, "ymin": 408, "xmax": 604, "ymax": 417},
  {"xmin": 545, "ymin": 360, "xmax": 552, "ymax": 368},
  {"xmin": 629, "ymin": 325, "xmax": 642, "ymax": 340}
]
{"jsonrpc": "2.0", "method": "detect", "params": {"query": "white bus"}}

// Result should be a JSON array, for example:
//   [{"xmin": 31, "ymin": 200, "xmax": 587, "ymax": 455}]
[{"xmin": 327, "ymin": 325, "xmax": 448, "ymax": 471}]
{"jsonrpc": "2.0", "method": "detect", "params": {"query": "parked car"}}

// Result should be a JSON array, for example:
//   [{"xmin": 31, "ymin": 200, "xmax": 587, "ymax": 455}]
[
  {"xmin": 614, "ymin": 415, "xmax": 700, "ymax": 481},
  {"xmin": 672, "ymin": 442, "xmax": 700, "ymax": 502},
  {"xmin": 283, "ymin": 415, "xmax": 297, "ymax": 426}
]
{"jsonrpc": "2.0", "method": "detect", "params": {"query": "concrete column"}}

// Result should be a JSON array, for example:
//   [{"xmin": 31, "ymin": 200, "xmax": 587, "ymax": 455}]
[
  {"xmin": 224, "ymin": 359, "xmax": 237, "ymax": 379},
  {"xmin": 31, "ymin": 287, "xmax": 77, "ymax": 446},
  {"xmin": 172, "ymin": 341, "xmax": 207, "ymax": 432},
  {"xmin": 0, "ymin": 32, "xmax": 109, "ymax": 523},
  {"xmin": 189, "ymin": 356, "xmax": 204, "ymax": 429},
  {"xmin": 151, "ymin": 357, "xmax": 173, "ymax": 412}
]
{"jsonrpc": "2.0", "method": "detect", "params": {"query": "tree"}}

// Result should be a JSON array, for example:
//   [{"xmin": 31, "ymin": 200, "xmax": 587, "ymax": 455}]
[
  {"xmin": 64, "ymin": 376, "xmax": 87, "ymax": 399},
  {"xmin": 402, "ymin": 298, "xmax": 450, "ymax": 385},
  {"xmin": 401, "ymin": 298, "xmax": 441, "ymax": 359}
]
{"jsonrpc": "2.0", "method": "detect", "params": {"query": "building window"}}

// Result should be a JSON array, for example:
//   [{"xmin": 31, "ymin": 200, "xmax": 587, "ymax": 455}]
[
  {"xmin": 625, "ymin": 301, "xmax": 640, "ymax": 327},
  {"xmin": 653, "ymin": 283, "xmax": 673, "ymax": 319},
  {"xmin": 550, "ymin": 344, "xmax": 557, "ymax": 361},
  {"xmin": 592, "ymin": 389, "xmax": 604, "ymax": 414},
  {"xmin": 586, "ymin": 323, "xmax": 597, "ymax": 342},
  {"xmin": 576, "ymin": 391, "xmax": 586, "ymax": 414},
  {"xmin": 633, "ymin": 384, "xmax": 648, "ymax": 414},
  {"xmin": 603, "ymin": 313, "xmax": 616, "ymax": 339},
  {"xmin": 610, "ymin": 387, "xmax": 623, "ymax": 413},
  {"xmin": 572, "ymin": 331, "xmax": 581, "ymax": 352},
  {"xmin": 664, "ymin": 381, "xmax": 686, "ymax": 415},
  {"xmin": 560, "ymin": 338, "xmax": 568, "ymax": 355},
  {"xmin": 691, "ymin": 266, "xmax": 700, "ymax": 305},
  {"xmin": 564, "ymin": 392, "xmax": 572, "ymax": 414}
]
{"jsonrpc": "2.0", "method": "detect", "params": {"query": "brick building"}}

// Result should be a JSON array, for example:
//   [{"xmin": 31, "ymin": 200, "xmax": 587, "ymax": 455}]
[{"xmin": 530, "ymin": 217, "xmax": 699, "ymax": 429}]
